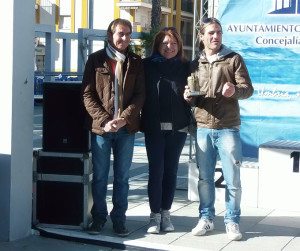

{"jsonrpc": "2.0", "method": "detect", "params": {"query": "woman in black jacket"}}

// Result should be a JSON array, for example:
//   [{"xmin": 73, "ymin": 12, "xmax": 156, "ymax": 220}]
[{"xmin": 141, "ymin": 27, "xmax": 191, "ymax": 234}]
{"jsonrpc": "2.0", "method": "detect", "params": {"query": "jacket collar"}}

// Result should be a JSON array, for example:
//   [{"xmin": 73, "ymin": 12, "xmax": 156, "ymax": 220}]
[{"xmin": 199, "ymin": 45, "xmax": 233, "ymax": 62}]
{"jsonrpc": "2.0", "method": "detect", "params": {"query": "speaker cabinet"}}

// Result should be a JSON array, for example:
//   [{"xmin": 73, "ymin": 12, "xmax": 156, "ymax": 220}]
[
  {"xmin": 42, "ymin": 81, "xmax": 90, "ymax": 153},
  {"xmin": 32, "ymin": 150, "xmax": 93, "ymax": 229}
]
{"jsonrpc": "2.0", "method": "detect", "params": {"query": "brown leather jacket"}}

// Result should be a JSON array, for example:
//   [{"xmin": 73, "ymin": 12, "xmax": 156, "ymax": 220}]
[
  {"xmin": 82, "ymin": 48, "xmax": 145, "ymax": 135},
  {"xmin": 189, "ymin": 45, "xmax": 253, "ymax": 129}
]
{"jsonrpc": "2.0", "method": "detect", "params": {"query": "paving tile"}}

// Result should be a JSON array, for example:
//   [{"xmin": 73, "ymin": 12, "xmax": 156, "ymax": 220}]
[
  {"xmin": 172, "ymin": 228, "xmax": 230, "ymax": 251},
  {"xmin": 172, "ymin": 201, "xmax": 199, "ymax": 216},
  {"xmin": 221, "ymin": 224, "xmax": 299, "ymax": 251},
  {"xmin": 283, "ymin": 235, "xmax": 300, "ymax": 251},
  {"xmin": 170, "ymin": 214, "xmax": 199, "ymax": 229},
  {"xmin": 241, "ymin": 207, "xmax": 274, "ymax": 218},
  {"xmin": 126, "ymin": 203, "xmax": 150, "ymax": 222},
  {"xmin": 259, "ymin": 210, "xmax": 300, "ymax": 229},
  {"xmin": 128, "ymin": 224, "xmax": 188, "ymax": 246},
  {"xmin": 129, "ymin": 180, "xmax": 147, "ymax": 187},
  {"xmin": 127, "ymin": 200, "xmax": 147, "ymax": 211},
  {"xmin": 128, "ymin": 186, "xmax": 148, "ymax": 201}
]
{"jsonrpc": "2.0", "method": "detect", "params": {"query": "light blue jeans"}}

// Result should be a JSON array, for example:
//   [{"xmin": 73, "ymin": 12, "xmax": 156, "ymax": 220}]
[
  {"xmin": 90, "ymin": 127, "xmax": 135, "ymax": 225},
  {"xmin": 195, "ymin": 127, "xmax": 242, "ymax": 224}
]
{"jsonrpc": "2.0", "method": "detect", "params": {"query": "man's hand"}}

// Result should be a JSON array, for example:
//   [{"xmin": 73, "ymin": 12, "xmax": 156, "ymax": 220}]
[
  {"xmin": 103, "ymin": 120, "xmax": 118, "ymax": 132},
  {"xmin": 114, "ymin": 118, "xmax": 127, "ymax": 130},
  {"xmin": 103, "ymin": 118, "xmax": 127, "ymax": 132},
  {"xmin": 184, "ymin": 85, "xmax": 192, "ymax": 101},
  {"xmin": 222, "ymin": 82, "xmax": 235, "ymax": 98}
]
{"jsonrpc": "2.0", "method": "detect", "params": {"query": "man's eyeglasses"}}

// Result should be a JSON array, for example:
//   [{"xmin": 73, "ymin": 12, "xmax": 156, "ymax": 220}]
[
  {"xmin": 202, "ymin": 17, "xmax": 221, "ymax": 26},
  {"xmin": 161, "ymin": 27, "xmax": 178, "ymax": 33}
]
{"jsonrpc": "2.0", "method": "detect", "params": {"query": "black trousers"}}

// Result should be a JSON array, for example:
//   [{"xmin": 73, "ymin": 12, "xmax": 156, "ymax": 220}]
[{"xmin": 145, "ymin": 130, "xmax": 187, "ymax": 213}]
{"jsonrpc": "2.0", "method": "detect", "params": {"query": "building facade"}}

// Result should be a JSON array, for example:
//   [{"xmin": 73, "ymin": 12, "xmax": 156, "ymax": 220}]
[{"xmin": 35, "ymin": 0, "xmax": 219, "ymax": 72}]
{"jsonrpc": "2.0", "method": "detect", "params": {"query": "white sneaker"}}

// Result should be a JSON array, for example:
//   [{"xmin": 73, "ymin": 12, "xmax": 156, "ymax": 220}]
[
  {"xmin": 161, "ymin": 210, "xmax": 174, "ymax": 232},
  {"xmin": 226, "ymin": 222, "xmax": 242, "ymax": 241},
  {"xmin": 147, "ymin": 212, "xmax": 161, "ymax": 234},
  {"xmin": 192, "ymin": 218, "xmax": 214, "ymax": 236}
]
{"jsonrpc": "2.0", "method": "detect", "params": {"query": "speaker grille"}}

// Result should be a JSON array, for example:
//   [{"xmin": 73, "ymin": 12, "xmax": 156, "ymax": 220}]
[{"xmin": 42, "ymin": 81, "xmax": 90, "ymax": 152}]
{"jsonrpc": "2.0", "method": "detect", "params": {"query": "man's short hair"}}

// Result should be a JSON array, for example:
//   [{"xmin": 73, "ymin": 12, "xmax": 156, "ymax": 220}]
[{"xmin": 107, "ymin": 18, "xmax": 132, "ymax": 34}]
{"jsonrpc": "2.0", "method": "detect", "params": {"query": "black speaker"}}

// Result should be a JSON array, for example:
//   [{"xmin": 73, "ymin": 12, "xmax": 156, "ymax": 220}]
[
  {"xmin": 33, "ymin": 150, "xmax": 92, "ymax": 229},
  {"xmin": 42, "ymin": 81, "xmax": 90, "ymax": 152}
]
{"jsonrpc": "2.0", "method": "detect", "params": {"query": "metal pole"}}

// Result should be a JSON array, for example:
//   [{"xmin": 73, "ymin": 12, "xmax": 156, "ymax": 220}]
[
  {"xmin": 88, "ymin": 0, "xmax": 94, "ymax": 55},
  {"xmin": 190, "ymin": 0, "xmax": 199, "ymax": 160},
  {"xmin": 200, "ymin": 0, "xmax": 204, "ymax": 21},
  {"xmin": 192, "ymin": 0, "xmax": 197, "ymax": 60}
]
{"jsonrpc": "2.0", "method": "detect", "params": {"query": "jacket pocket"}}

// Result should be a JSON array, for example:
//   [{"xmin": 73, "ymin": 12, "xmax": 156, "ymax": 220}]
[
  {"xmin": 95, "ymin": 68, "xmax": 110, "ymax": 87},
  {"xmin": 95, "ymin": 68, "xmax": 113, "ymax": 104}
]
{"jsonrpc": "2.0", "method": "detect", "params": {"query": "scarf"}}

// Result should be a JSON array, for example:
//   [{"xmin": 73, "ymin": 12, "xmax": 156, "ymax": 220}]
[
  {"xmin": 151, "ymin": 53, "xmax": 179, "ymax": 62},
  {"xmin": 106, "ymin": 43, "xmax": 126, "ymax": 118}
]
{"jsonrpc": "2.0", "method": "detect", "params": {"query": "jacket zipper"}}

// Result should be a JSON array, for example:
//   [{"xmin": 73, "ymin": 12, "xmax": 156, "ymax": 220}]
[{"xmin": 209, "ymin": 63, "xmax": 215, "ymax": 127}]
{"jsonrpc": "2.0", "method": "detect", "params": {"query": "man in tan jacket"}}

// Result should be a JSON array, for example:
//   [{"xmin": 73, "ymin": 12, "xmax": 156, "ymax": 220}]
[
  {"xmin": 184, "ymin": 18, "xmax": 253, "ymax": 241},
  {"xmin": 82, "ymin": 18, "xmax": 145, "ymax": 237}
]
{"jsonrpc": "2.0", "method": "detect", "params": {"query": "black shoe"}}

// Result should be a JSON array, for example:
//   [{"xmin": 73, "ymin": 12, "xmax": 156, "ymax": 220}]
[
  {"xmin": 87, "ymin": 220, "xmax": 105, "ymax": 235},
  {"xmin": 113, "ymin": 222, "xmax": 130, "ymax": 237}
]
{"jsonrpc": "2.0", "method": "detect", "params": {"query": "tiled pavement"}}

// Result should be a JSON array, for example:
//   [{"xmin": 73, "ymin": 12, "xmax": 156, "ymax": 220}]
[
  {"xmin": 3, "ymin": 137, "xmax": 300, "ymax": 250},
  {"xmin": 2, "ymin": 106, "xmax": 299, "ymax": 250}
]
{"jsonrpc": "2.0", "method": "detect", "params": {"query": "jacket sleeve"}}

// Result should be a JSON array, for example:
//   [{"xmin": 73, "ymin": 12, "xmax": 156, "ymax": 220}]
[
  {"xmin": 231, "ymin": 54, "xmax": 254, "ymax": 100},
  {"xmin": 81, "ymin": 54, "xmax": 110, "ymax": 128},
  {"xmin": 187, "ymin": 58, "xmax": 204, "ymax": 107},
  {"xmin": 120, "ymin": 60, "xmax": 146, "ymax": 123}
]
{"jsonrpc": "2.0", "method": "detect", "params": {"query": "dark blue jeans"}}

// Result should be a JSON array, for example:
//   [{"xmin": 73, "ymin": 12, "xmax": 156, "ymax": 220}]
[
  {"xmin": 145, "ymin": 131, "xmax": 187, "ymax": 213},
  {"xmin": 91, "ymin": 127, "xmax": 135, "ymax": 224}
]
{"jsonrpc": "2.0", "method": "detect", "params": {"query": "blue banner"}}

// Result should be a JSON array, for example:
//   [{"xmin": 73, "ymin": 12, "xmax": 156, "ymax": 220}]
[{"xmin": 219, "ymin": 0, "xmax": 300, "ymax": 157}]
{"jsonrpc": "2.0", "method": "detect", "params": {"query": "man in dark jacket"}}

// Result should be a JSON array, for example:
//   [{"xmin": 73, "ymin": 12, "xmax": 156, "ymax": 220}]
[
  {"xmin": 82, "ymin": 18, "xmax": 145, "ymax": 237},
  {"xmin": 184, "ymin": 18, "xmax": 253, "ymax": 241}
]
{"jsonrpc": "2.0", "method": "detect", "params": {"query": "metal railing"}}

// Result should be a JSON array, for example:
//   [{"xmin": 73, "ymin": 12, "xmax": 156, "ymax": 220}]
[
  {"xmin": 119, "ymin": 0, "xmax": 169, "ymax": 7},
  {"xmin": 34, "ymin": 24, "xmax": 141, "ymax": 97},
  {"xmin": 35, "ymin": 24, "xmax": 141, "ymax": 77}
]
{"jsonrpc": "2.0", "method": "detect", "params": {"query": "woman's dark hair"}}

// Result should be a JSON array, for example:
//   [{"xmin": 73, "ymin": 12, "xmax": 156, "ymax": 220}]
[
  {"xmin": 151, "ymin": 27, "xmax": 186, "ymax": 62},
  {"xmin": 198, "ymin": 18, "xmax": 222, "ymax": 51}
]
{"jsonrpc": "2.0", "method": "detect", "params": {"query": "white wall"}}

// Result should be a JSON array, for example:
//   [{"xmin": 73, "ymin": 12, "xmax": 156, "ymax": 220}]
[
  {"xmin": 60, "ymin": 0, "xmax": 72, "ymax": 15},
  {"xmin": 75, "ymin": 0, "xmax": 82, "ymax": 32},
  {"xmin": 120, "ymin": 9, "xmax": 131, "ymax": 20},
  {"xmin": 93, "ymin": 0, "xmax": 114, "ymax": 30},
  {"xmin": 71, "ymin": 40, "xmax": 79, "ymax": 71},
  {"xmin": 0, "ymin": 2, "xmax": 13, "ymax": 155},
  {"xmin": 0, "ymin": 0, "xmax": 35, "ymax": 241}
]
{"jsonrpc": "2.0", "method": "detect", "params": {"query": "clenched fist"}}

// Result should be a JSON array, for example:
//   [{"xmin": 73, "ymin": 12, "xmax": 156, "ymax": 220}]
[{"xmin": 222, "ymin": 82, "xmax": 235, "ymax": 98}]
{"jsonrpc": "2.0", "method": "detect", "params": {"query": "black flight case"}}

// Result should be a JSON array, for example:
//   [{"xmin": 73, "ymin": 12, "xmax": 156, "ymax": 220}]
[{"xmin": 32, "ymin": 149, "xmax": 93, "ymax": 229}]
